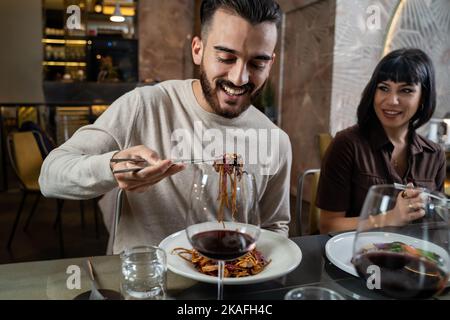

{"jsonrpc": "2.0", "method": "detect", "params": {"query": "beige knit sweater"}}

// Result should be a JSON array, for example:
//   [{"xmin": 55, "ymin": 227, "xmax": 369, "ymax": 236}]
[{"xmin": 39, "ymin": 79, "xmax": 292, "ymax": 254}]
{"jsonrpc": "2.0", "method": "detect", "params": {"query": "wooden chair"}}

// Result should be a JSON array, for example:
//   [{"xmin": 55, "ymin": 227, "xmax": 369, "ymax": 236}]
[
  {"xmin": 107, "ymin": 188, "xmax": 124, "ymax": 255},
  {"xmin": 6, "ymin": 131, "xmax": 100, "ymax": 257},
  {"xmin": 318, "ymin": 133, "xmax": 332, "ymax": 161},
  {"xmin": 295, "ymin": 169, "xmax": 321, "ymax": 236},
  {"xmin": 5, "ymin": 131, "xmax": 66, "ymax": 254}
]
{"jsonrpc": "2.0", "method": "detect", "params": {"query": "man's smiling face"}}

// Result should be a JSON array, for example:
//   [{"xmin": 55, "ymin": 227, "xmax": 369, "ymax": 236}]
[{"xmin": 192, "ymin": 9, "xmax": 277, "ymax": 118}]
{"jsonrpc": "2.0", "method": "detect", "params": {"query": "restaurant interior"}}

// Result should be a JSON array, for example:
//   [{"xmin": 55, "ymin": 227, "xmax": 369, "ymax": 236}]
[{"xmin": 0, "ymin": 0, "xmax": 449, "ymax": 301}]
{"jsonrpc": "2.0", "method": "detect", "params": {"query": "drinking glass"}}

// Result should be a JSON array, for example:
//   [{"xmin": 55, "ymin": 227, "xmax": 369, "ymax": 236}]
[
  {"xmin": 186, "ymin": 162, "xmax": 260, "ymax": 300},
  {"xmin": 352, "ymin": 184, "xmax": 449, "ymax": 299},
  {"xmin": 120, "ymin": 245, "xmax": 167, "ymax": 300},
  {"xmin": 284, "ymin": 286, "xmax": 345, "ymax": 300}
]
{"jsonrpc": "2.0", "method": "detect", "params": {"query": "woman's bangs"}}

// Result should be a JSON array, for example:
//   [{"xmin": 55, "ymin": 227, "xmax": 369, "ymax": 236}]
[{"xmin": 376, "ymin": 58, "xmax": 424, "ymax": 85}]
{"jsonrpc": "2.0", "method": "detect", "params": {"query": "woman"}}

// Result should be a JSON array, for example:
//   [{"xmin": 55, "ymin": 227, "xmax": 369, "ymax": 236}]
[{"xmin": 316, "ymin": 48, "xmax": 446, "ymax": 234}]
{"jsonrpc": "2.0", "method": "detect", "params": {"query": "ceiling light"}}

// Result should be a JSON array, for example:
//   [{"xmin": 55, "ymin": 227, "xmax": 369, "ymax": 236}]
[
  {"xmin": 94, "ymin": 1, "xmax": 103, "ymax": 13},
  {"xmin": 110, "ymin": 3, "xmax": 125, "ymax": 22}
]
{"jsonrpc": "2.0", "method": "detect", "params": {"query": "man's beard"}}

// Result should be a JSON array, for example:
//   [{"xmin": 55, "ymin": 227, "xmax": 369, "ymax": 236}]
[{"xmin": 199, "ymin": 63, "xmax": 263, "ymax": 119}]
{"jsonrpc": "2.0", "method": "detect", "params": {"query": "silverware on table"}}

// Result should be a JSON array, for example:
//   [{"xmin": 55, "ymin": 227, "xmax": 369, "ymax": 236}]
[{"xmin": 86, "ymin": 259, "xmax": 106, "ymax": 300}]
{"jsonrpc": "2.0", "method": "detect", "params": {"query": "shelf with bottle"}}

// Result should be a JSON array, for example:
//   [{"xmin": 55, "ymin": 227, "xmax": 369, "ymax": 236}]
[
  {"xmin": 44, "ymin": 27, "xmax": 65, "ymax": 37},
  {"xmin": 43, "ymin": 37, "xmax": 87, "ymax": 81},
  {"xmin": 43, "ymin": 65, "xmax": 86, "ymax": 82},
  {"xmin": 44, "ymin": 44, "xmax": 86, "ymax": 63},
  {"xmin": 43, "ymin": 62, "xmax": 86, "ymax": 67},
  {"xmin": 43, "ymin": 35, "xmax": 88, "ymax": 71},
  {"xmin": 42, "ymin": 38, "xmax": 90, "ymax": 45}
]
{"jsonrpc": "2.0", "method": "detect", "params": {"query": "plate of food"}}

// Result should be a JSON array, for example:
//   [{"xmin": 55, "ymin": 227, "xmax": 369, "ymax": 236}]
[
  {"xmin": 159, "ymin": 228, "xmax": 302, "ymax": 285},
  {"xmin": 325, "ymin": 231, "xmax": 450, "ymax": 278},
  {"xmin": 325, "ymin": 232, "xmax": 358, "ymax": 277}
]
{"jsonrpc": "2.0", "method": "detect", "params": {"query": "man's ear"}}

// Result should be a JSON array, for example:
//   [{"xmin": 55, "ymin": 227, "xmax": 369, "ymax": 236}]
[
  {"xmin": 192, "ymin": 36, "xmax": 203, "ymax": 66},
  {"xmin": 269, "ymin": 53, "xmax": 276, "ymax": 68}
]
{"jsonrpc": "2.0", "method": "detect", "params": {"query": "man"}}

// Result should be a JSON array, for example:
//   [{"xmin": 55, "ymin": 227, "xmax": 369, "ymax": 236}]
[{"xmin": 39, "ymin": 0, "xmax": 292, "ymax": 254}]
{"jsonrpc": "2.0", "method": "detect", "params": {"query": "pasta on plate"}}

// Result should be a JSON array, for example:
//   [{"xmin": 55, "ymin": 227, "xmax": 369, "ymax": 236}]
[{"xmin": 172, "ymin": 247, "xmax": 271, "ymax": 278}]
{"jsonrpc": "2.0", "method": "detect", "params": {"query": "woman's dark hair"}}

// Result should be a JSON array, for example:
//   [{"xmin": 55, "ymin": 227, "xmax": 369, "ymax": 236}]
[
  {"xmin": 357, "ymin": 48, "xmax": 436, "ymax": 131},
  {"xmin": 200, "ymin": 0, "xmax": 282, "ymax": 37}
]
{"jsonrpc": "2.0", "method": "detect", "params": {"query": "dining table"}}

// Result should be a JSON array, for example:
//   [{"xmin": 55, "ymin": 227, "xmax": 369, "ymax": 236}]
[{"xmin": 1, "ymin": 234, "xmax": 449, "ymax": 300}]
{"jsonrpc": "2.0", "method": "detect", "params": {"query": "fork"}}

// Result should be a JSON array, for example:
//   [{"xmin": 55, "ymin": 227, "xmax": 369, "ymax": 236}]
[
  {"xmin": 86, "ymin": 259, "xmax": 106, "ymax": 300},
  {"xmin": 111, "ymin": 157, "xmax": 222, "ymax": 174}
]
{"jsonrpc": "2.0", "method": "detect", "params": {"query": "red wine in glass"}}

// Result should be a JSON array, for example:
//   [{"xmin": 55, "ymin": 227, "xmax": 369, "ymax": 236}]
[
  {"xmin": 352, "ymin": 185, "xmax": 449, "ymax": 300},
  {"xmin": 190, "ymin": 229, "xmax": 256, "ymax": 261},
  {"xmin": 186, "ymin": 163, "xmax": 260, "ymax": 300},
  {"xmin": 353, "ymin": 251, "xmax": 448, "ymax": 299}
]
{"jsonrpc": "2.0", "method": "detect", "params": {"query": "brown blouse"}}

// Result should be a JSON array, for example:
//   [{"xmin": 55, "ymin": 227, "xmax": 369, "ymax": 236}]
[{"xmin": 316, "ymin": 124, "xmax": 446, "ymax": 217}]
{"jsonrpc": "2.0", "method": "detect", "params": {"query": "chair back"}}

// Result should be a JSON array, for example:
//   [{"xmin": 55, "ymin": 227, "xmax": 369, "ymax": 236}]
[
  {"xmin": 19, "ymin": 121, "xmax": 56, "ymax": 157},
  {"xmin": 318, "ymin": 133, "xmax": 332, "ymax": 161},
  {"xmin": 7, "ymin": 131, "xmax": 44, "ymax": 191},
  {"xmin": 105, "ymin": 188, "xmax": 124, "ymax": 255},
  {"xmin": 113, "ymin": 188, "xmax": 124, "ymax": 247},
  {"xmin": 295, "ymin": 169, "xmax": 321, "ymax": 235}
]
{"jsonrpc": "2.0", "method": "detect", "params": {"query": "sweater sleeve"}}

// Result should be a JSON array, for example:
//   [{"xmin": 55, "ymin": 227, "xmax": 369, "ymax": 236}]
[
  {"xmin": 39, "ymin": 89, "xmax": 143, "ymax": 200},
  {"xmin": 258, "ymin": 131, "xmax": 292, "ymax": 236}
]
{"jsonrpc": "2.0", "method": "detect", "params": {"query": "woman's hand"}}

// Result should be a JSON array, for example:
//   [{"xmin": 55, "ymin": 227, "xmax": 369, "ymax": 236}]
[
  {"xmin": 110, "ymin": 145, "xmax": 185, "ymax": 193},
  {"xmin": 387, "ymin": 184, "xmax": 426, "ymax": 226}
]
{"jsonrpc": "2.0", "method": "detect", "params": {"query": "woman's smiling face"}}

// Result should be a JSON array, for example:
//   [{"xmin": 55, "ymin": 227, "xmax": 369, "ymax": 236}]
[{"xmin": 374, "ymin": 80, "xmax": 422, "ymax": 131}]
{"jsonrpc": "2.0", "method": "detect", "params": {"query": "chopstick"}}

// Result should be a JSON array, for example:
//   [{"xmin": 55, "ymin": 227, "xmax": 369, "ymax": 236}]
[
  {"xmin": 111, "ymin": 157, "xmax": 221, "ymax": 174},
  {"xmin": 110, "ymin": 158, "xmax": 148, "ymax": 163},
  {"xmin": 172, "ymin": 158, "xmax": 219, "ymax": 164},
  {"xmin": 112, "ymin": 167, "xmax": 148, "ymax": 174}
]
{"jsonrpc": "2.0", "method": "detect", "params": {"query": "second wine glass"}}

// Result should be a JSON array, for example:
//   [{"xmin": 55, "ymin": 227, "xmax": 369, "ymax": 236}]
[
  {"xmin": 352, "ymin": 184, "xmax": 449, "ymax": 299},
  {"xmin": 186, "ymin": 161, "xmax": 260, "ymax": 300}
]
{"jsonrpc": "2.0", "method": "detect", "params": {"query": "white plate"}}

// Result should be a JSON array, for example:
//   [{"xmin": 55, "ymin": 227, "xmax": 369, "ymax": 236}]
[
  {"xmin": 325, "ymin": 231, "xmax": 450, "ymax": 277},
  {"xmin": 159, "ymin": 229, "xmax": 302, "ymax": 285},
  {"xmin": 325, "ymin": 232, "xmax": 358, "ymax": 277}
]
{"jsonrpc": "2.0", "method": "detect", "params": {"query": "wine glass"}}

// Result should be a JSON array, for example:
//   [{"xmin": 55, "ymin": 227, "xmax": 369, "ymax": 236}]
[
  {"xmin": 185, "ymin": 161, "xmax": 260, "ymax": 300},
  {"xmin": 352, "ymin": 184, "xmax": 450, "ymax": 299}
]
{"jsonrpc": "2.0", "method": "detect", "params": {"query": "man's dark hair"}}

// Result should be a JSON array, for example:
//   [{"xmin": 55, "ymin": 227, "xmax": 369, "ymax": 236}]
[
  {"xmin": 200, "ymin": 0, "xmax": 282, "ymax": 37},
  {"xmin": 357, "ymin": 48, "xmax": 436, "ymax": 132}
]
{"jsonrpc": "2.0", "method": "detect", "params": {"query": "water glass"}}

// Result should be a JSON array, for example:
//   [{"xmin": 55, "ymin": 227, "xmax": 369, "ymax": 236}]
[
  {"xmin": 285, "ymin": 286, "xmax": 345, "ymax": 300},
  {"xmin": 120, "ymin": 246, "xmax": 167, "ymax": 300}
]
